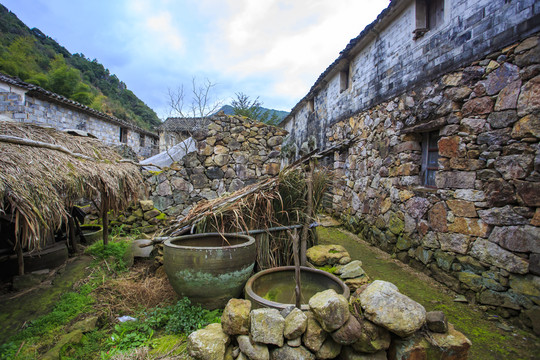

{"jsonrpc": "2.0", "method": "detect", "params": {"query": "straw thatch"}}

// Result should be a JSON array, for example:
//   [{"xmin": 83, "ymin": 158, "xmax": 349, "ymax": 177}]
[{"xmin": 0, "ymin": 121, "xmax": 145, "ymax": 251}]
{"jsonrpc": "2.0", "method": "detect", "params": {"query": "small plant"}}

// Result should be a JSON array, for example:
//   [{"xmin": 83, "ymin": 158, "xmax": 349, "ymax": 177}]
[
  {"xmin": 145, "ymin": 297, "xmax": 222, "ymax": 335},
  {"xmin": 85, "ymin": 239, "xmax": 130, "ymax": 272}
]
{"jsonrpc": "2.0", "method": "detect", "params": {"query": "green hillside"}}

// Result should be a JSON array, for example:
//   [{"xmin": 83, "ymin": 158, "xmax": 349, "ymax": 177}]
[
  {"xmin": 219, "ymin": 104, "xmax": 289, "ymax": 123},
  {"xmin": 0, "ymin": 4, "xmax": 160, "ymax": 130}
]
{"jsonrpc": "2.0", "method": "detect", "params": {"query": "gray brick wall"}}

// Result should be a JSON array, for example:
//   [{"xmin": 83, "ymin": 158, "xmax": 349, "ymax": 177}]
[
  {"xmin": 0, "ymin": 89, "xmax": 157, "ymax": 158},
  {"xmin": 284, "ymin": 0, "xmax": 540, "ymax": 156}
]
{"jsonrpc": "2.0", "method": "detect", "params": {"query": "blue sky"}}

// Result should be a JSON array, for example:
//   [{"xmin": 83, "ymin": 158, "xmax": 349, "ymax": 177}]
[{"xmin": 2, "ymin": 0, "xmax": 389, "ymax": 119}]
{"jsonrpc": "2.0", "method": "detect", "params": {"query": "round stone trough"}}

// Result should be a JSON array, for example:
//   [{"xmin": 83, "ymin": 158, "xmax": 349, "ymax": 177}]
[
  {"xmin": 244, "ymin": 266, "xmax": 350, "ymax": 311},
  {"xmin": 163, "ymin": 233, "xmax": 256, "ymax": 309}
]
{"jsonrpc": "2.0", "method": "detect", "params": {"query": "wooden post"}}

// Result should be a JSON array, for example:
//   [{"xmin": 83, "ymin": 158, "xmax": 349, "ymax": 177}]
[
  {"xmin": 101, "ymin": 192, "xmax": 109, "ymax": 246},
  {"xmin": 68, "ymin": 216, "xmax": 79, "ymax": 253},
  {"xmin": 291, "ymin": 229, "xmax": 301, "ymax": 309},
  {"xmin": 15, "ymin": 241, "xmax": 24, "ymax": 276},
  {"xmin": 301, "ymin": 159, "xmax": 314, "ymax": 266}
]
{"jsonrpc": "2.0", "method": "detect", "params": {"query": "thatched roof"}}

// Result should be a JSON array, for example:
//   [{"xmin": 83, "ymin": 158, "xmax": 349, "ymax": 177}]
[{"xmin": 0, "ymin": 121, "xmax": 145, "ymax": 250}]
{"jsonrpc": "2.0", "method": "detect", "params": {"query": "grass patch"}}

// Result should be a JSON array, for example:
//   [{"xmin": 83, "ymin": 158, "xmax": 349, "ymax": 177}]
[{"xmin": 317, "ymin": 226, "xmax": 540, "ymax": 360}]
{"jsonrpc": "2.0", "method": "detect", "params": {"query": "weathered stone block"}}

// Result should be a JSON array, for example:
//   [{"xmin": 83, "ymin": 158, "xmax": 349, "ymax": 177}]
[
  {"xmin": 250, "ymin": 309, "xmax": 284, "ymax": 346},
  {"xmin": 448, "ymin": 217, "xmax": 489, "ymax": 237},
  {"xmin": 303, "ymin": 311, "xmax": 327, "ymax": 353},
  {"xmin": 188, "ymin": 323, "xmax": 230, "ymax": 360},
  {"xmin": 221, "ymin": 299, "xmax": 251, "ymax": 336},
  {"xmin": 478, "ymin": 206, "xmax": 528, "ymax": 226},
  {"xmin": 309, "ymin": 289, "xmax": 350, "ymax": 332},
  {"xmin": 426, "ymin": 311, "xmax": 448, "ymax": 333},
  {"xmin": 439, "ymin": 233, "xmax": 471, "ymax": 254},
  {"xmin": 237, "ymin": 335, "xmax": 269, "ymax": 360},
  {"xmin": 359, "ymin": 281, "xmax": 426, "ymax": 338},
  {"xmin": 283, "ymin": 308, "xmax": 307, "ymax": 340},
  {"xmin": 470, "ymin": 239, "xmax": 529, "ymax": 274},
  {"xmin": 270, "ymin": 345, "xmax": 314, "ymax": 360},
  {"xmin": 517, "ymin": 75, "xmax": 540, "ymax": 117},
  {"xmin": 462, "ymin": 96, "xmax": 494, "ymax": 115},
  {"xmin": 435, "ymin": 171, "xmax": 476, "ymax": 189}
]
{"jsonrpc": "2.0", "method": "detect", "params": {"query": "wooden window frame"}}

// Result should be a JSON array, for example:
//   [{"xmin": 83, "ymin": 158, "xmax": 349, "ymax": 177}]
[{"xmin": 139, "ymin": 133, "xmax": 145, "ymax": 148}]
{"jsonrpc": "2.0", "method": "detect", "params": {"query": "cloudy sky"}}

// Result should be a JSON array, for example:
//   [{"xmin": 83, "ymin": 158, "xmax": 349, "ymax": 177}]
[{"xmin": 3, "ymin": 0, "xmax": 389, "ymax": 119}]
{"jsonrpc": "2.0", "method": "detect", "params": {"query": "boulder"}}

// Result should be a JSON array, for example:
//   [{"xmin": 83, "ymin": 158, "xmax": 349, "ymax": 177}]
[
  {"xmin": 270, "ymin": 345, "xmax": 314, "ymax": 360},
  {"xmin": 303, "ymin": 311, "xmax": 327, "ymax": 353},
  {"xmin": 331, "ymin": 314, "xmax": 362, "ymax": 345},
  {"xmin": 139, "ymin": 199, "xmax": 154, "ymax": 211},
  {"xmin": 350, "ymin": 318, "xmax": 391, "ymax": 353},
  {"xmin": 339, "ymin": 260, "xmax": 366, "ymax": 279},
  {"xmin": 221, "ymin": 299, "xmax": 251, "ymax": 335},
  {"xmin": 426, "ymin": 311, "xmax": 448, "ymax": 333},
  {"xmin": 315, "ymin": 337, "xmax": 342, "ymax": 360},
  {"xmin": 341, "ymin": 347, "xmax": 387, "ymax": 360},
  {"xmin": 308, "ymin": 289, "xmax": 350, "ymax": 332},
  {"xmin": 345, "ymin": 277, "xmax": 371, "ymax": 293},
  {"xmin": 306, "ymin": 245, "xmax": 350, "ymax": 266},
  {"xmin": 250, "ymin": 308, "xmax": 285, "ymax": 346},
  {"xmin": 284, "ymin": 307, "xmax": 308, "ymax": 340},
  {"xmin": 237, "ymin": 335, "xmax": 269, "ymax": 360},
  {"xmin": 188, "ymin": 323, "xmax": 230, "ymax": 360},
  {"xmin": 359, "ymin": 280, "xmax": 426, "ymax": 337}
]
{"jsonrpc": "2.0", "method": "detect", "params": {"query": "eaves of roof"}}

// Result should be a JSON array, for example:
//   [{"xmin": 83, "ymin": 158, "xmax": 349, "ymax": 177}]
[{"xmin": 0, "ymin": 72, "xmax": 158, "ymax": 138}]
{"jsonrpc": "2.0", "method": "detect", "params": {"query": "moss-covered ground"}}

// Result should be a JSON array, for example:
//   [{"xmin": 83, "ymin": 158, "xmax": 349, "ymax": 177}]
[
  {"xmin": 0, "ymin": 235, "xmax": 220, "ymax": 359},
  {"xmin": 318, "ymin": 226, "xmax": 540, "ymax": 360}
]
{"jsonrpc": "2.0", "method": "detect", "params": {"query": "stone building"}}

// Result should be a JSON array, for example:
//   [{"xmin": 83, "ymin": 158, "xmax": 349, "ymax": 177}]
[
  {"xmin": 0, "ymin": 72, "xmax": 158, "ymax": 158},
  {"xmin": 141, "ymin": 114, "xmax": 287, "ymax": 216},
  {"xmin": 158, "ymin": 117, "xmax": 212, "ymax": 153},
  {"xmin": 280, "ymin": 0, "xmax": 540, "ymax": 330}
]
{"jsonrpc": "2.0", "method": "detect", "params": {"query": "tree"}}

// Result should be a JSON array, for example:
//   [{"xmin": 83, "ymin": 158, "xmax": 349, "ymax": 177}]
[
  {"xmin": 162, "ymin": 77, "xmax": 223, "ymax": 159},
  {"xmin": 231, "ymin": 92, "xmax": 280, "ymax": 125}
]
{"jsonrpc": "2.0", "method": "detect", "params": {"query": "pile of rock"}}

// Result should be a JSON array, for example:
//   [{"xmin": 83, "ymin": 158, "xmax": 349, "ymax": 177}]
[
  {"xmin": 111, "ymin": 199, "xmax": 169, "ymax": 234},
  {"xmin": 188, "ymin": 281, "xmax": 471, "ymax": 360},
  {"xmin": 306, "ymin": 244, "xmax": 370, "ymax": 292}
]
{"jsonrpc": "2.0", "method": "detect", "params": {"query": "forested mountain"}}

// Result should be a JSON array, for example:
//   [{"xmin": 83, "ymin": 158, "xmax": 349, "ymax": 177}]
[
  {"xmin": 0, "ymin": 4, "xmax": 160, "ymax": 130},
  {"xmin": 218, "ymin": 105, "xmax": 289, "ymax": 123}
]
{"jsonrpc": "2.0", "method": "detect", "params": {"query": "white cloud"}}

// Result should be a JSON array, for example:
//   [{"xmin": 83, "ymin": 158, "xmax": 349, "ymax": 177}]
[{"xmin": 203, "ymin": 0, "xmax": 389, "ymax": 102}]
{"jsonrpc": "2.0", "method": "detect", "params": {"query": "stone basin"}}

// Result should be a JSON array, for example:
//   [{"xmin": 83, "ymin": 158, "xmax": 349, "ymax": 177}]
[{"xmin": 244, "ymin": 266, "xmax": 350, "ymax": 311}]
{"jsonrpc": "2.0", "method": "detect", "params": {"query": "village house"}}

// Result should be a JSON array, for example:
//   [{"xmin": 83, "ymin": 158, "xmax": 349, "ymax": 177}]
[
  {"xmin": 280, "ymin": 0, "xmax": 540, "ymax": 330},
  {"xmin": 158, "ymin": 117, "xmax": 212, "ymax": 153},
  {"xmin": 0, "ymin": 72, "xmax": 159, "ymax": 158}
]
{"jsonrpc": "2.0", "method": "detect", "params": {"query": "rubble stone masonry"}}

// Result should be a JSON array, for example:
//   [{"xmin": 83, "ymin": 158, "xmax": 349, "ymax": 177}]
[{"xmin": 327, "ymin": 34, "xmax": 540, "ymax": 330}]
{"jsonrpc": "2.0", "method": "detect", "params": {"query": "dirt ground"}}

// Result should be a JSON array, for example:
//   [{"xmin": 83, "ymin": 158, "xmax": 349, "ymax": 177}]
[{"xmin": 317, "ymin": 226, "xmax": 540, "ymax": 360}]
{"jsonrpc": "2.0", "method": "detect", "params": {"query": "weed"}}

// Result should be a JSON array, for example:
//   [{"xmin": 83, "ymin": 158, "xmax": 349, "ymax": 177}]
[{"xmin": 85, "ymin": 239, "xmax": 130, "ymax": 272}]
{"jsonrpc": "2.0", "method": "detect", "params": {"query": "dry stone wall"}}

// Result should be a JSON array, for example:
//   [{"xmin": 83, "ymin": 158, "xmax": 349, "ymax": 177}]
[
  {"xmin": 326, "ymin": 35, "xmax": 540, "ymax": 330},
  {"xmin": 142, "ymin": 115, "xmax": 287, "ymax": 216},
  {"xmin": 188, "ymin": 282, "xmax": 471, "ymax": 360}
]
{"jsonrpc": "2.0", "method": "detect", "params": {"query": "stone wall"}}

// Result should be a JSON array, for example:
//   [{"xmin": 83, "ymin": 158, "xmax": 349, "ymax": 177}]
[
  {"xmin": 188, "ymin": 281, "xmax": 471, "ymax": 360},
  {"xmin": 282, "ymin": 0, "xmax": 540, "ymax": 156},
  {"xmin": 325, "ymin": 34, "xmax": 540, "ymax": 329},
  {"xmin": 0, "ymin": 84, "xmax": 158, "ymax": 158},
  {"xmin": 143, "ymin": 115, "xmax": 287, "ymax": 216}
]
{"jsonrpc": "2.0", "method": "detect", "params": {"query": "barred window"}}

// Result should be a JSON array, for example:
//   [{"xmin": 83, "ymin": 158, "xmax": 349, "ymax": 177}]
[{"xmin": 421, "ymin": 131, "xmax": 439, "ymax": 187}]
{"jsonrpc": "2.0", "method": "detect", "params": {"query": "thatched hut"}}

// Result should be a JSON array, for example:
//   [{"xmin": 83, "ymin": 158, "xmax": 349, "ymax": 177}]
[{"xmin": 0, "ymin": 121, "xmax": 145, "ymax": 274}]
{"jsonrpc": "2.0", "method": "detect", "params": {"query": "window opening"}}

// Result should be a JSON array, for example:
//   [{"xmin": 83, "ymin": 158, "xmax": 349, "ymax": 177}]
[
  {"xmin": 340, "ymin": 65, "xmax": 350, "ymax": 92},
  {"xmin": 421, "ymin": 130, "xmax": 439, "ymax": 187},
  {"xmin": 139, "ymin": 133, "xmax": 145, "ymax": 147},
  {"xmin": 120, "ymin": 127, "xmax": 128, "ymax": 144},
  {"xmin": 414, "ymin": 0, "xmax": 444, "ymax": 40},
  {"xmin": 307, "ymin": 99, "xmax": 314, "ymax": 113}
]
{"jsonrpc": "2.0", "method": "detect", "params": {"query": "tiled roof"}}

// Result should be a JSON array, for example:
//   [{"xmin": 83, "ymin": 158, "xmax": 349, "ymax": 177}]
[
  {"xmin": 0, "ymin": 72, "xmax": 158, "ymax": 138},
  {"xmin": 280, "ymin": 0, "xmax": 402, "ymax": 125},
  {"xmin": 158, "ymin": 117, "xmax": 213, "ymax": 132}
]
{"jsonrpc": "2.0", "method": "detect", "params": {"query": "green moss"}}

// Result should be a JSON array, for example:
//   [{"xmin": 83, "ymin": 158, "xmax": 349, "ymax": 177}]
[
  {"xmin": 316, "ymin": 227, "xmax": 540, "ymax": 360},
  {"xmin": 155, "ymin": 212, "xmax": 167, "ymax": 220},
  {"xmin": 148, "ymin": 170, "xmax": 163, "ymax": 175},
  {"xmin": 263, "ymin": 288, "xmax": 281, "ymax": 302},
  {"xmin": 317, "ymin": 265, "xmax": 338, "ymax": 274},
  {"xmin": 150, "ymin": 334, "xmax": 187, "ymax": 357}
]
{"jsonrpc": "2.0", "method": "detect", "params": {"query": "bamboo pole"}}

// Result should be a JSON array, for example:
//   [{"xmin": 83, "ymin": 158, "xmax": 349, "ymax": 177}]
[
  {"xmin": 301, "ymin": 159, "xmax": 314, "ymax": 266},
  {"xmin": 290, "ymin": 229, "xmax": 301, "ymax": 309}
]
